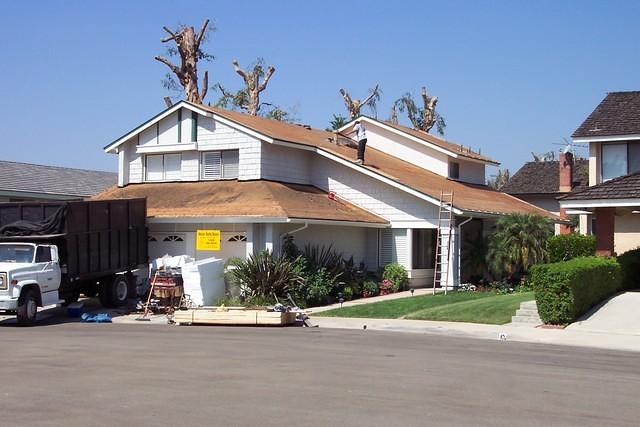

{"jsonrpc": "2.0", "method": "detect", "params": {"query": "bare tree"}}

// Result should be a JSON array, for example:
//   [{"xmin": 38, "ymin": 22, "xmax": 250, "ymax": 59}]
[
  {"xmin": 487, "ymin": 169, "xmax": 510, "ymax": 190},
  {"xmin": 216, "ymin": 58, "xmax": 275, "ymax": 116},
  {"xmin": 390, "ymin": 86, "xmax": 446, "ymax": 135},
  {"xmin": 339, "ymin": 85, "xmax": 381, "ymax": 119},
  {"xmin": 154, "ymin": 19, "xmax": 212, "ymax": 104}
]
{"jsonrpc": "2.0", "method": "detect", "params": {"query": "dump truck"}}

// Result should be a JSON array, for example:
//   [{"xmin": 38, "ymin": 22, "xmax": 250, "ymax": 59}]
[{"xmin": 0, "ymin": 199, "xmax": 148, "ymax": 325}]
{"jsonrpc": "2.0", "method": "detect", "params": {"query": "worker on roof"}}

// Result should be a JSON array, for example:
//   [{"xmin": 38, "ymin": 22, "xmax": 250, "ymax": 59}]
[{"xmin": 350, "ymin": 120, "xmax": 367, "ymax": 165}]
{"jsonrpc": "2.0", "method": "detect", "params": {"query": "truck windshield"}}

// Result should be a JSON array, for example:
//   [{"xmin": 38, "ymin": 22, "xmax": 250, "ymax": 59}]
[{"xmin": 0, "ymin": 245, "xmax": 35, "ymax": 263}]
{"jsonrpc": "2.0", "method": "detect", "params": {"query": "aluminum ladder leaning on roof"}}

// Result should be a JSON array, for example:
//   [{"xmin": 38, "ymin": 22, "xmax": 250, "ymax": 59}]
[{"xmin": 433, "ymin": 191, "xmax": 454, "ymax": 295}]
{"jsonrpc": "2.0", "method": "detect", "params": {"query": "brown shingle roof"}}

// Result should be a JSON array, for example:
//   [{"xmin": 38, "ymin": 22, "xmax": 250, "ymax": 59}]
[
  {"xmin": 199, "ymin": 104, "xmax": 555, "ymax": 218},
  {"xmin": 561, "ymin": 172, "xmax": 640, "ymax": 201},
  {"xmin": 501, "ymin": 160, "xmax": 589, "ymax": 195},
  {"xmin": 92, "ymin": 180, "xmax": 387, "ymax": 224},
  {"xmin": 573, "ymin": 91, "xmax": 640, "ymax": 138}
]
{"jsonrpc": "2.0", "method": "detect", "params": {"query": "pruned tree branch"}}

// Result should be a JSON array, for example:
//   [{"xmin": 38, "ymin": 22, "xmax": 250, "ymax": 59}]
[
  {"xmin": 154, "ymin": 55, "xmax": 181, "ymax": 76},
  {"xmin": 339, "ymin": 85, "xmax": 380, "ymax": 119},
  {"xmin": 200, "ymin": 70, "xmax": 208, "ymax": 101},
  {"xmin": 223, "ymin": 58, "xmax": 276, "ymax": 115},
  {"xmin": 232, "ymin": 59, "xmax": 247, "ymax": 79},
  {"xmin": 161, "ymin": 26, "xmax": 177, "ymax": 42},
  {"xmin": 195, "ymin": 18, "xmax": 210, "ymax": 49},
  {"xmin": 361, "ymin": 84, "xmax": 380, "ymax": 108},
  {"xmin": 258, "ymin": 66, "xmax": 275, "ymax": 92}
]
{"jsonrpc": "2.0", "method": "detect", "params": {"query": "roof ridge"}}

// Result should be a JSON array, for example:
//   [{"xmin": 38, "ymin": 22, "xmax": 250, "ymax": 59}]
[{"xmin": 0, "ymin": 160, "xmax": 116, "ymax": 175}]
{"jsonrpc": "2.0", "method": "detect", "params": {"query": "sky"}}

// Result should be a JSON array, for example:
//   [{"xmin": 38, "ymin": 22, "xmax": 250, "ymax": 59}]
[{"xmin": 0, "ymin": 0, "xmax": 638, "ymax": 178}]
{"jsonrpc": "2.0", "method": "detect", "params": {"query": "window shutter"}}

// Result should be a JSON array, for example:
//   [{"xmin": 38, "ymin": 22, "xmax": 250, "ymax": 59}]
[
  {"xmin": 164, "ymin": 154, "xmax": 182, "ymax": 180},
  {"xmin": 379, "ymin": 229, "xmax": 393, "ymax": 266},
  {"xmin": 202, "ymin": 151, "xmax": 222, "ymax": 179},
  {"xmin": 222, "ymin": 150, "xmax": 240, "ymax": 179},
  {"xmin": 146, "ymin": 155, "xmax": 164, "ymax": 181}
]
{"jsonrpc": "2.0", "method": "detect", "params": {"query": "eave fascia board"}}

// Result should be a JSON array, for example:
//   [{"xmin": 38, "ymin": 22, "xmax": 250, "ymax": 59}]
[
  {"xmin": 338, "ymin": 116, "xmax": 500, "ymax": 166},
  {"xmin": 560, "ymin": 198, "xmax": 640, "ymax": 209},
  {"xmin": 287, "ymin": 218, "xmax": 389, "ymax": 228},
  {"xmin": 573, "ymin": 134, "xmax": 640, "ymax": 143},
  {"xmin": 104, "ymin": 101, "xmax": 211, "ymax": 153},
  {"xmin": 147, "ymin": 216, "xmax": 291, "ymax": 224},
  {"xmin": 207, "ymin": 112, "xmax": 274, "ymax": 143},
  {"xmin": 271, "ymin": 138, "xmax": 463, "ymax": 215}
]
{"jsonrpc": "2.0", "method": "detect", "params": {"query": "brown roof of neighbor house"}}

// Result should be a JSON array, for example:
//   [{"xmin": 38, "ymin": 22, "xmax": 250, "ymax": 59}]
[
  {"xmin": 92, "ymin": 180, "xmax": 388, "ymax": 224},
  {"xmin": 501, "ymin": 159, "xmax": 589, "ymax": 195},
  {"xmin": 197, "ymin": 104, "xmax": 555, "ymax": 218},
  {"xmin": 572, "ymin": 91, "xmax": 640, "ymax": 138},
  {"xmin": 380, "ymin": 120, "xmax": 499, "ymax": 164},
  {"xmin": 561, "ymin": 171, "xmax": 640, "ymax": 202}
]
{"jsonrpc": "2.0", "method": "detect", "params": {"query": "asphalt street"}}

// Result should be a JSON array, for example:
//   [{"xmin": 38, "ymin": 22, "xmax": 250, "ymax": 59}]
[{"xmin": 0, "ymin": 322, "xmax": 638, "ymax": 426}]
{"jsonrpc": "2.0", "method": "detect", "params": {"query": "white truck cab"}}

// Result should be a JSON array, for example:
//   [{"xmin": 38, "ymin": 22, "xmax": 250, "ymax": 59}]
[{"xmin": 0, "ymin": 242, "xmax": 63, "ymax": 325}]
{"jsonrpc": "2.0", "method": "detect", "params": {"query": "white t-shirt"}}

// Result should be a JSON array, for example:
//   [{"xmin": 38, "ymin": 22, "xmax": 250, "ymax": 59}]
[{"xmin": 354, "ymin": 123, "xmax": 366, "ymax": 141}]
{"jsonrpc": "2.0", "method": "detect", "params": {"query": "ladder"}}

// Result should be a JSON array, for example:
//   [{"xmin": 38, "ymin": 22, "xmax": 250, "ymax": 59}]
[{"xmin": 433, "ymin": 191, "xmax": 454, "ymax": 295}]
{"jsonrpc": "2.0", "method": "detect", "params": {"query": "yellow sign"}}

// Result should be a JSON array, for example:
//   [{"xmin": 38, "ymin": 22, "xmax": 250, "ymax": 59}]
[{"xmin": 196, "ymin": 229, "xmax": 221, "ymax": 251}]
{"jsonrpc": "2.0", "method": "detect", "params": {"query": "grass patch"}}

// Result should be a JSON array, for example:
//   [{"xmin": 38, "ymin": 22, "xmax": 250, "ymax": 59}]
[
  {"xmin": 406, "ymin": 292, "xmax": 535, "ymax": 325},
  {"xmin": 315, "ymin": 291, "xmax": 493, "ymax": 319}
]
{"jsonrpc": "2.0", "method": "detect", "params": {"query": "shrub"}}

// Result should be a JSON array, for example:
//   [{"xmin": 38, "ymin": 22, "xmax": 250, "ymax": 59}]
[
  {"xmin": 617, "ymin": 248, "xmax": 640, "ymax": 290},
  {"xmin": 362, "ymin": 280, "xmax": 379, "ymax": 297},
  {"xmin": 382, "ymin": 263, "xmax": 409, "ymax": 292},
  {"xmin": 548, "ymin": 233, "xmax": 596, "ymax": 262},
  {"xmin": 229, "ymin": 251, "xmax": 303, "ymax": 298},
  {"xmin": 530, "ymin": 256, "xmax": 622, "ymax": 324}
]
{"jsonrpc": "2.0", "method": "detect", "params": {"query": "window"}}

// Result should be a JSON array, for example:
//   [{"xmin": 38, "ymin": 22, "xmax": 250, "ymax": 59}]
[
  {"xmin": 191, "ymin": 111, "xmax": 198, "ymax": 142},
  {"xmin": 412, "ymin": 229, "xmax": 436, "ymax": 269},
  {"xmin": 228, "ymin": 234, "xmax": 247, "ymax": 242},
  {"xmin": 145, "ymin": 154, "xmax": 182, "ymax": 181},
  {"xmin": 162, "ymin": 235, "xmax": 184, "ymax": 242},
  {"xmin": 201, "ymin": 150, "xmax": 240, "ymax": 179},
  {"xmin": 601, "ymin": 142, "xmax": 640, "ymax": 181},
  {"xmin": 449, "ymin": 162, "xmax": 460, "ymax": 180},
  {"xmin": 35, "ymin": 246, "xmax": 52, "ymax": 263}
]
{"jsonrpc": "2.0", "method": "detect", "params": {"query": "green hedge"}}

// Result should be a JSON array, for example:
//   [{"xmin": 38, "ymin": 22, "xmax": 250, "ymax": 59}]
[
  {"xmin": 530, "ymin": 256, "xmax": 621, "ymax": 324},
  {"xmin": 617, "ymin": 248, "xmax": 640, "ymax": 290},
  {"xmin": 548, "ymin": 233, "xmax": 596, "ymax": 262}
]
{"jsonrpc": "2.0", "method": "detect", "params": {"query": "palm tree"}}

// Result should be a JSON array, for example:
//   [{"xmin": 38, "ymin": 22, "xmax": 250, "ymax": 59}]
[{"xmin": 487, "ymin": 213, "xmax": 553, "ymax": 280}]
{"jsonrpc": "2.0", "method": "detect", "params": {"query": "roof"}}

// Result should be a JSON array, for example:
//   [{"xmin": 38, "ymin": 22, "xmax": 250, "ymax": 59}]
[
  {"xmin": 501, "ymin": 159, "xmax": 589, "ymax": 195},
  {"xmin": 196, "ymin": 105, "xmax": 554, "ymax": 218},
  {"xmin": 91, "ymin": 180, "xmax": 388, "ymax": 224},
  {"xmin": 379, "ymin": 120, "xmax": 499, "ymax": 164},
  {"xmin": 573, "ymin": 91, "xmax": 640, "ymax": 138},
  {"xmin": 561, "ymin": 171, "xmax": 640, "ymax": 202},
  {"xmin": 0, "ymin": 160, "xmax": 117, "ymax": 197}
]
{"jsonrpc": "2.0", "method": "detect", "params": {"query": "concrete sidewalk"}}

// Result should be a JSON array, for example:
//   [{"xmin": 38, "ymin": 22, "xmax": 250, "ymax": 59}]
[
  {"xmin": 310, "ymin": 287, "xmax": 442, "ymax": 313},
  {"xmin": 567, "ymin": 291, "xmax": 640, "ymax": 335},
  {"xmin": 312, "ymin": 316, "xmax": 640, "ymax": 353}
]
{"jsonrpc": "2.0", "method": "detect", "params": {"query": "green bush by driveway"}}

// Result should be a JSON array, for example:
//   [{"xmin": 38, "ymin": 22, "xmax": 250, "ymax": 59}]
[
  {"xmin": 530, "ymin": 256, "xmax": 622, "ymax": 325},
  {"xmin": 617, "ymin": 248, "xmax": 640, "ymax": 290}
]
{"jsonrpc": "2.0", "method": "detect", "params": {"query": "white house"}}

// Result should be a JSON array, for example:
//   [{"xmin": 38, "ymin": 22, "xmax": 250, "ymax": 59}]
[{"xmin": 97, "ymin": 101, "xmax": 555, "ymax": 287}]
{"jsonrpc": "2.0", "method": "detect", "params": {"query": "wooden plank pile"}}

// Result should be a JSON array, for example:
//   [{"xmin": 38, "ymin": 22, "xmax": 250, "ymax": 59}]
[{"xmin": 173, "ymin": 307, "xmax": 298, "ymax": 326}]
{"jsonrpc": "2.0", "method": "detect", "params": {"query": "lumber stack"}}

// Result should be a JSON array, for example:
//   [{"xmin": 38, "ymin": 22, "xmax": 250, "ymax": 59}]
[{"xmin": 173, "ymin": 307, "xmax": 298, "ymax": 326}]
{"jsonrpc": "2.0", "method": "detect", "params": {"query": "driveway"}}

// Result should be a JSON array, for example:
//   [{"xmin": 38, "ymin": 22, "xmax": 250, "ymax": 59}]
[
  {"xmin": 568, "ymin": 291, "xmax": 640, "ymax": 335},
  {"xmin": 0, "ymin": 323, "xmax": 638, "ymax": 426}
]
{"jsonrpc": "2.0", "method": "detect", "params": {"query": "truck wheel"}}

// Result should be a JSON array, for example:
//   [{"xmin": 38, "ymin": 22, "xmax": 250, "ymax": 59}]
[
  {"xmin": 100, "ymin": 276, "xmax": 129, "ymax": 308},
  {"xmin": 17, "ymin": 289, "xmax": 38, "ymax": 326},
  {"xmin": 62, "ymin": 291, "xmax": 80, "ymax": 307}
]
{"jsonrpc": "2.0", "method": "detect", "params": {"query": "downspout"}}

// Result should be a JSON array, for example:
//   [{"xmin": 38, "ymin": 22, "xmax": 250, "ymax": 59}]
[{"xmin": 279, "ymin": 222, "xmax": 309, "ymax": 253}]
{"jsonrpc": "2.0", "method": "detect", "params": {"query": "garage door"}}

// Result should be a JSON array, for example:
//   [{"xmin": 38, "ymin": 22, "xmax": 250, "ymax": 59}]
[{"xmin": 148, "ymin": 233, "xmax": 187, "ymax": 260}]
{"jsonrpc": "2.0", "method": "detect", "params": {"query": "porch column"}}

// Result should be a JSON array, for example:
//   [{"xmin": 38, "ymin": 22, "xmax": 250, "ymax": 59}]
[
  {"xmin": 264, "ymin": 223, "xmax": 274, "ymax": 252},
  {"xmin": 245, "ymin": 226, "xmax": 254, "ymax": 258},
  {"xmin": 594, "ymin": 207, "xmax": 615, "ymax": 256}
]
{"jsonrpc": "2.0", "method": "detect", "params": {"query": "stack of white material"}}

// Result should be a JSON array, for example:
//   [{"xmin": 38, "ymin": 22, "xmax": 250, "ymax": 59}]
[{"xmin": 181, "ymin": 257, "xmax": 225, "ymax": 306}]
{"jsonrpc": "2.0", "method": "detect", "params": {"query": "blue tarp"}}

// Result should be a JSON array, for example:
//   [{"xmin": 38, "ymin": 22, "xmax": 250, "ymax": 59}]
[{"xmin": 80, "ymin": 313, "xmax": 112, "ymax": 323}]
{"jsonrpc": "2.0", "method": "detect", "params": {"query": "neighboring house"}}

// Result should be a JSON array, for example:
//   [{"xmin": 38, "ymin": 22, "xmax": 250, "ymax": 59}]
[
  {"xmin": 560, "ymin": 91, "xmax": 640, "ymax": 255},
  {"xmin": 502, "ymin": 155, "xmax": 589, "ymax": 233},
  {"xmin": 0, "ymin": 160, "xmax": 117, "ymax": 202},
  {"xmin": 97, "ymin": 101, "xmax": 556, "ymax": 287}
]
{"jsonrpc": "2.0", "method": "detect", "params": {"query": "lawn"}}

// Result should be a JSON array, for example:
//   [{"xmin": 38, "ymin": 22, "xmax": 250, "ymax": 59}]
[{"xmin": 315, "ymin": 291, "xmax": 535, "ymax": 325}]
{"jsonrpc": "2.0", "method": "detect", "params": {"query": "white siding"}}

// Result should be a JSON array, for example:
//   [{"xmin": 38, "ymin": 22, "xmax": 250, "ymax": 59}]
[
  {"xmin": 364, "ymin": 126, "xmax": 449, "ymax": 177},
  {"xmin": 139, "ymin": 124, "xmax": 157, "ymax": 146},
  {"xmin": 261, "ymin": 143, "xmax": 311, "ymax": 184},
  {"xmin": 457, "ymin": 159, "xmax": 486, "ymax": 184},
  {"xmin": 158, "ymin": 111, "xmax": 180, "ymax": 145},
  {"xmin": 181, "ymin": 151, "xmax": 199, "ymax": 181},
  {"xmin": 196, "ymin": 116, "xmax": 261, "ymax": 180},
  {"xmin": 311, "ymin": 156, "xmax": 439, "ymax": 225}
]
